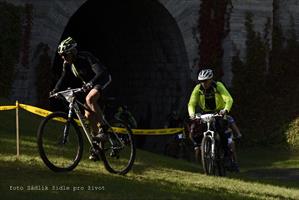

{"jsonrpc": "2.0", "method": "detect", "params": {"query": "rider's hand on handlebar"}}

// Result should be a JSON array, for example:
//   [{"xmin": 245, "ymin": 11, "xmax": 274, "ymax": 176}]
[
  {"xmin": 219, "ymin": 109, "xmax": 228, "ymax": 116},
  {"xmin": 49, "ymin": 89, "xmax": 58, "ymax": 97},
  {"xmin": 189, "ymin": 114, "xmax": 195, "ymax": 120},
  {"xmin": 82, "ymin": 82, "xmax": 93, "ymax": 92},
  {"xmin": 235, "ymin": 133, "xmax": 242, "ymax": 143}
]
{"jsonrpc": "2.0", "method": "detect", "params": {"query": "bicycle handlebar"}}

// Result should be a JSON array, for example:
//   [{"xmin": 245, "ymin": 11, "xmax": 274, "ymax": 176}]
[
  {"xmin": 49, "ymin": 87, "xmax": 84, "ymax": 99},
  {"xmin": 194, "ymin": 112, "xmax": 223, "ymax": 119}
]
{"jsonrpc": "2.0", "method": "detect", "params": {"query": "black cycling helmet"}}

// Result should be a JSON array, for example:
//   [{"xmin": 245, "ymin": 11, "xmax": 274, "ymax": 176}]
[{"xmin": 57, "ymin": 37, "xmax": 77, "ymax": 54}]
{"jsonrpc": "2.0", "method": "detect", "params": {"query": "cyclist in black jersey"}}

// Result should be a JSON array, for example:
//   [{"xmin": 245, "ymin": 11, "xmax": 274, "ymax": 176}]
[{"xmin": 50, "ymin": 37, "xmax": 112, "ymax": 159}]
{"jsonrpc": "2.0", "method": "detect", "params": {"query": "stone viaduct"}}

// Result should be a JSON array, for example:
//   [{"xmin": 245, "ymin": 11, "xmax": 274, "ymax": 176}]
[{"xmin": 4, "ymin": 1, "xmax": 299, "ymax": 150}]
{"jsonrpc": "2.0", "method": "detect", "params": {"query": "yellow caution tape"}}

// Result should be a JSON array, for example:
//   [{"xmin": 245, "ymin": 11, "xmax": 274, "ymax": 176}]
[
  {"xmin": 113, "ymin": 127, "xmax": 184, "ymax": 135},
  {"xmin": 1, "ymin": 103, "xmax": 185, "ymax": 135},
  {"xmin": 19, "ymin": 104, "xmax": 81, "ymax": 125},
  {"xmin": 0, "ymin": 105, "xmax": 17, "ymax": 111},
  {"xmin": 19, "ymin": 104, "xmax": 52, "ymax": 117}
]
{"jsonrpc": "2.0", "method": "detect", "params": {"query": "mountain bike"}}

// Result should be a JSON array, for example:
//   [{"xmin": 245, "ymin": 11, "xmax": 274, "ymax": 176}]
[
  {"xmin": 194, "ymin": 113, "xmax": 226, "ymax": 176},
  {"xmin": 37, "ymin": 87, "xmax": 136, "ymax": 175}
]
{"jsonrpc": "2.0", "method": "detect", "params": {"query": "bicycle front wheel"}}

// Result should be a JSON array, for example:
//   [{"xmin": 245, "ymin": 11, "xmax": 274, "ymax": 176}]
[
  {"xmin": 100, "ymin": 119, "xmax": 136, "ymax": 175},
  {"xmin": 201, "ymin": 136, "xmax": 216, "ymax": 175},
  {"xmin": 37, "ymin": 112, "xmax": 83, "ymax": 172}
]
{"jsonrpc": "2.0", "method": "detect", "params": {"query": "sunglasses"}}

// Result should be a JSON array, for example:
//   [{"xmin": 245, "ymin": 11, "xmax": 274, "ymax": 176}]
[{"xmin": 199, "ymin": 80, "xmax": 209, "ymax": 83}]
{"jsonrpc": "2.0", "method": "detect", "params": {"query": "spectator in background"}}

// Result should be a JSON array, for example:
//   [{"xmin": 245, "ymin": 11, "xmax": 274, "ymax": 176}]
[{"xmin": 114, "ymin": 105, "xmax": 137, "ymax": 129}]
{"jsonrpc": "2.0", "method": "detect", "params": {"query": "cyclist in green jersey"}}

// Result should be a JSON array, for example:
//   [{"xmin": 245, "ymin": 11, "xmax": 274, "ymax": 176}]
[{"xmin": 188, "ymin": 69, "xmax": 239, "ymax": 172}]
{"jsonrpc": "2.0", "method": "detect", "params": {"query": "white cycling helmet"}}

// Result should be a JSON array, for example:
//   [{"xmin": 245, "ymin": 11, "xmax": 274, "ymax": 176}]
[
  {"xmin": 198, "ymin": 69, "xmax": 213, "ymax": 81},
  {"xmin": 57, "ymin": 37, "xmax": 77, "ymax": 54}
]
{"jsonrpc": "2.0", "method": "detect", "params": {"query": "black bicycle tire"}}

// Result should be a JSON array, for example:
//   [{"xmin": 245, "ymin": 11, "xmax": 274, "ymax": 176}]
[
  {"xmin": 37, "ymin": 112, "xmax": 83, "ymax": 172},
  {"xmin": 100, "ymin": 119, "xmax": 136, "ymax": 175}
]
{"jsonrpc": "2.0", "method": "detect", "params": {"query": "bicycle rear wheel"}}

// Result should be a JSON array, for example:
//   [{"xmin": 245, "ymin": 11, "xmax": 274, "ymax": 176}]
[
  {"xmin": 37, "ymin": 112, "xmax": 83, "ymax": 172},
  {"xmin": 201, "ymin": 136, "xmax": 216, "ymax": 175},
  {"xmin": 100, "ymin": 119, "xmax": 135, "ymax": 175}
]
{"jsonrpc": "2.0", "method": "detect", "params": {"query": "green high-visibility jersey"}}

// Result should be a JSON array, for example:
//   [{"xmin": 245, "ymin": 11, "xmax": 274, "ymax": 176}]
[{"xmin": 188, "ymin": 81, "xmax": 233, "ymax": 117}]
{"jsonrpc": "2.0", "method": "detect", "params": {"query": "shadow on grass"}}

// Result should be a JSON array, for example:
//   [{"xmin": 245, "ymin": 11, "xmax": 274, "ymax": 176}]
[
  {"xmin": 1, "ymin": 110, "xmax": 299, "ymax": 196},
  {"xmin": 0, "ymin": 129, "xmax": 201, "ymax": 176},
  {"xmin": 131, "ymin": 148, "xmax": 201, "ymax": 174},
  {"xmin": 0, "ymin": 159, "xmax": 262, "ymax": 200},
  {"xmin": 2, "ymin": 132, "xmax": 299, "ymax": 192},
  {"xmin": 230, "ymin": 147, "xmax": 299, "ymax": 189},
  {"xmin": 243, "ymin": 168, "xmax": 299, "ymax": 187}
]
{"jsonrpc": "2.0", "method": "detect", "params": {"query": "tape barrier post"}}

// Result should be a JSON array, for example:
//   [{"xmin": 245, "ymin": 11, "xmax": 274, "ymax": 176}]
[{"xmin": 16, "ymin": 101, "xmax": 20, "ymax": 158}]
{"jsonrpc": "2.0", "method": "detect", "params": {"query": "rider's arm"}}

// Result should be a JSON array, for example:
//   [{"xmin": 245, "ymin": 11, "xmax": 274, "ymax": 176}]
[
  {"xmin": 128, "ymin": 112, "xmax": 138, "ymax": 128},
  {"xmin": 86, "ymin": 53, "xmax": 107, "ymax": 86},
  {"xmin": 217, "ymin": 82, "xmax": 233, "ymax": 112},
  {"xmin": 188, "ymin": 85, "xmax": 200, "ymax": 118},
  {"xmin": 54, "ymin": 62, "xmax": 70, "ymax": 91}
]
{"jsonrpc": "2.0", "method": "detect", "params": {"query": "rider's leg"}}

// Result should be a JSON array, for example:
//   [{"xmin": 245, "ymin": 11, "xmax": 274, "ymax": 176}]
[
  {"xmin": 227, "ymin": 132, "xmax": 240, "ymax": 172},
  {"xmin": 227, "ymin": 115, "xmax": 242, "ymax": 138},
  {"xmin": 216, "ymin": 117, "xmax": 240, "ymax": 172},
  {"xmin": 189, "ymin": 123, "xmax": 199, "ymax": 148},
  {"xmin": 85, "ymin": 88, "xmax": 103, "ymax": 135},
  {"xmin": 216, "ymin": 118, "xmax": 229, "ymax": 151},
  {"xmin": 231, "ymin": 122, "xmax": 242, "ymax": 138},
  {"xmin": 85, "ymin": 89, "xmax": 105, "ymax": 161},
  {"xmin": 230, "ymin": 141, "xmax": 237, "ymax": 162},
  {"xmin": 189, "ymin": 122, "xmax": 202, "ymax": 162}
]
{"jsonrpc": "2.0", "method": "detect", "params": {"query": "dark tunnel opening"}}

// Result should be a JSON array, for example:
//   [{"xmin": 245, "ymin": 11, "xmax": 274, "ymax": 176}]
[{"xmin": 53, "ymin": 0, "xmax": 191, "ymax": 152}]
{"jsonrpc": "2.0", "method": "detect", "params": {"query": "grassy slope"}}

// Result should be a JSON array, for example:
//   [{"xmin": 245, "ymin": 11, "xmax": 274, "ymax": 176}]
[{"xmin": 0, "ymin": 107, "xmax": 299, "ymax": 200}]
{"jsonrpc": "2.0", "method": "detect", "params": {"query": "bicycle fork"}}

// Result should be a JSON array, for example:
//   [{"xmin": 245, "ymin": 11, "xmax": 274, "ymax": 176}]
[
  {"xmin": 204, "ymin": 131, "xmax": 216, "ymax": 158},
  {"xmin": 62, "ymin": 102, "xmax": 75, "ymax": 144}
]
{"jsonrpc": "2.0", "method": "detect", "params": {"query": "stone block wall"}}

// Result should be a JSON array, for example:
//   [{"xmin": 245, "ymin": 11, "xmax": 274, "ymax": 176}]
[
  {"xmin": 222, "ymin": 0, "xmax": 273, "ymax": 86},
  {"xmin": 3, "ymin": 0, "xmax": 299, "ymax": 122},
  {"xmin": 6, "ymin": 0, "xmax": 87, "ymax": 104},
  {"xmin": 276, "ymin": 0, "xmax": 299, "ymax": 39}
]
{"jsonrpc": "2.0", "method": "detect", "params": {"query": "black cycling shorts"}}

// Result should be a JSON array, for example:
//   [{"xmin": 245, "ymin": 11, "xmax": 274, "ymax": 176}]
[{"xmin": 93, "ymin": 71, "xmax": 112, "ymax": 91}]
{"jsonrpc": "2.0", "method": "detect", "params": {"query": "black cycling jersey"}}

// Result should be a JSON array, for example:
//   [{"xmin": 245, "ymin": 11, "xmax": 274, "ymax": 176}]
[
  {"xmin": 200, "ymin": 81, "xmax": 216, "ymax": 111},
  {"xmin": 54, "ymin": 51, "xmax": 109, "ymax": 91}
]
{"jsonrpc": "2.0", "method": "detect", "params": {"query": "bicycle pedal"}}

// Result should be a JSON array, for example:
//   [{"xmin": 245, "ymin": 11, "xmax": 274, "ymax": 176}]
[
  {"xmin": 92, "ymin": 133, "xmax": 108, "ymax": 142},
  {"xmin": 89, "ymin": 147, "xmax": 101, "ymax": 161},
  {"xmin": 109, "ymin": 150, "xmax": 119, "ymax": 159},
  {"xmin": 89, "ymin": 153, "xmax": 100, "ymax": 161}
]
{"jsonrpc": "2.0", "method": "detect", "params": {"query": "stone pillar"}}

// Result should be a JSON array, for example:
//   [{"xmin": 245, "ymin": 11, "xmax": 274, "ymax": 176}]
[
  {"xmin": 158, "ymin": 0, "xmax": 200, "ymax": 81},
  {"xmin": 8, "ymin": 0, "xmax": 86, "ymax": 104}
]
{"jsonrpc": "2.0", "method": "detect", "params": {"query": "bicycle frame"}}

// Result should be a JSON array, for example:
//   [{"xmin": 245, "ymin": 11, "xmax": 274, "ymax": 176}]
[
  {"xmin": 53, "ymin": 88, "xmax": 125, "ymax": 150},
  {"xmin": 54, "ymin": 88, "xmax": 94, "ymax": 145},
  {"xmin": 39, "ymin": 87, "xmax": 136, "ymax": 174},
  {"xmin": 195, "ymin": 113, "xmax": 220, "ymax": 158}
]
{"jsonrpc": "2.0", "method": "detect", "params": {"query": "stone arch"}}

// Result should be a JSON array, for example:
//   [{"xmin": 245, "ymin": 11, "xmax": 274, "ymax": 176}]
[{"xmin": 53, "ymin": 0, "xmax": 190, "ymax": 128}]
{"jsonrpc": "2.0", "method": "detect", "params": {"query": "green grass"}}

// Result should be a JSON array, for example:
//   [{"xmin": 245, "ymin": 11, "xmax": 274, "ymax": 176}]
[
  {"xmin": 287, "ymin": 118, "xmax": 299, "ymax": 148},
  {"xmin": 0, "ymin": 108, "xmax": 299, "ymax": 200}
]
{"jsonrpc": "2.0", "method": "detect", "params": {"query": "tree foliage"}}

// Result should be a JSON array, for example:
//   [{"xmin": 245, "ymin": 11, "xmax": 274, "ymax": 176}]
[
  {"xmin": 197, "ymin": 0, "xmax": 231, "ymax": 79},
  {"xmin": 232, "ymin": 12, "xmax": 299, "ymax": 147},
  {"xmin": 0, "ymin": 2, "xmax": 23, "ymax": 97}
]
